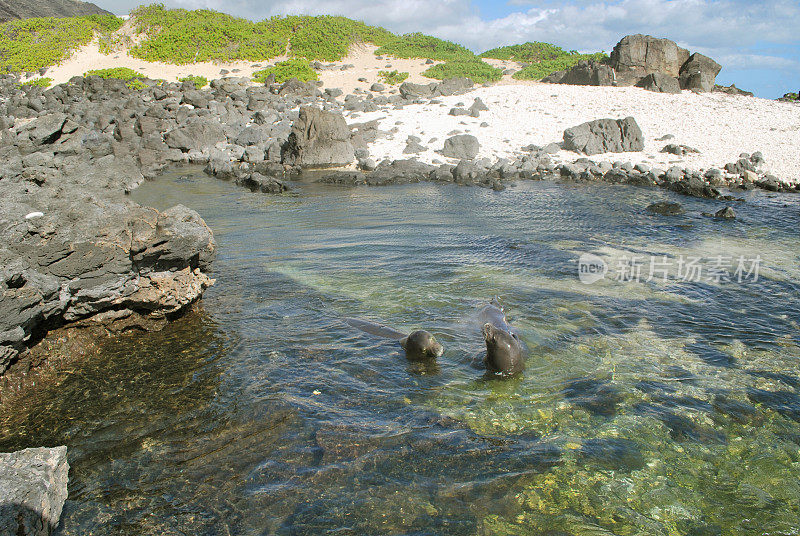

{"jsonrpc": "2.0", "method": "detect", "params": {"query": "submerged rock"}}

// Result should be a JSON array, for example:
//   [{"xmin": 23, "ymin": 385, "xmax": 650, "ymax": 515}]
[
  {"xmin": 0, "ymin": 446, "xmax": 69, "ymax": 536},
  {"xmin": 647, "ymin": 201, "xmax": 685, "ymax": 215}
]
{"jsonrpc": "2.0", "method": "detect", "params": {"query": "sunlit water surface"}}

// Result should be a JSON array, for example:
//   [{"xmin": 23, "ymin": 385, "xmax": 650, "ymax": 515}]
[{"xmin": 2, "ymin": 169, "xmax": 799, "ymax": 535}]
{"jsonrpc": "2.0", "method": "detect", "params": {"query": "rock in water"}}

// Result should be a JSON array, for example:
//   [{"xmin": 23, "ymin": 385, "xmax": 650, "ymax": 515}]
[
  {"xmin": 610, "ymin": 34, "xmax": 690, "ymax": 85},
  {"xmin": 281, "ymin": 106, "xmax": 354, "ymax": 168},
  {"xmin": 0, "ymin": 446, "xmax": 69, "ymax": 536},
  {"xmin": 635, "ymin": 72, "xmax": 681, "ymax": 94},
  {"xmin": 714, "ymin": 206, "xmax": 736, "ymax": 219},
  {"xmin": 563, "ymin": 117, "xmax": 644, "ymax": 155},
  {"xmin": 647, "ymin": 201, "xmax": 684, "ymax": 215},
  {"xmin": 442, "ymin": 135, "xmax": 480, "ymax": 160}
]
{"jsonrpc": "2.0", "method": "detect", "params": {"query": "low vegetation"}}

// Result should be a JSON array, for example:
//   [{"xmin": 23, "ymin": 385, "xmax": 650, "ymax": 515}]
[
  {"xmin": 178, "ymin": 74, "xmax": 208, "ymax": 88},
  {"xmin": 128, "ymin": 5, "xmax": 394, "ymax": 64},
  {"xmin": 85, "ymin": 67, "xmax": 148, "ymax": 89},
  {"xmin": 481, "ymin": 41, "xmax": 607, "ymax": 81},
  {"xmin": 512, "ymin": 51, "xmax": 608, "ymax": 81},
  {"xmin": 378, "ymin": 70, "xmax": 408, "ymax": 85},
  {"xmin": 20, "ymin": 77, "xmax": 52, "ymax": 88},
  {"xmin": 423, "ymin": 59, "xmax": 503, "ymax": 84},
  {"xmin": 783, "ymin": 91, "xmax": 798, "ymax": 101},
  {"xmin": 375, "ymin": 33, "xmax": 474, "ymax": 62},
  {"xmin": 252, "ymin": 59, "xmax": 318, "ymax": 84},
  {"xmin": 0, "ymin": 14, "xmax": 122, "ymax": 74}
]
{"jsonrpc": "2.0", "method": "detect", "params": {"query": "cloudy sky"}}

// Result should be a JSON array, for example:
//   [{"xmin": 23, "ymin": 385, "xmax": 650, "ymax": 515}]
[{"xmin": 93, "ymin": 0, "xmax": 800, "ymax": 98}]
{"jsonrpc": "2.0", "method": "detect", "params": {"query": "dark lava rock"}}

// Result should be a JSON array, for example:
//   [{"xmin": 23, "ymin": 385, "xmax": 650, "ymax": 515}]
[
  {"xmin": 610, "ymin": 34, "xmax": 690, "ymax": 86},
  {"xmin": 679, "ymin": 53, "xmax": 722, "ymax": 92},
  {"xmin": 0, "ymin": 446, "xmax": 68, "ymax": 536},
  {"xmin": 662, "ymin": 143, "xmax": 699, "ymax": 155},
  {"xmin": 636, "ymin": 72, "xmax": 681, "ymax": 94},
  {"xmin": 281, "ymin": 106, "xmax": 354, "ymax": 168},
  {"xmin": 647, "ymin": 201, "xmax": 685, "ymax": 215},
  {"xmin": 442, "ymin": 134, "xmax": 480, "ymax": 160},
  {"xmin": 235, "ymin": 172, "xmax": 288, "ymax": 193},
  {"xmin": 714, "ymin": 206, "xmax": 736, "ymax": 219},
  {"xmin": 543, "ymin": 59, "xmax": 615, "ymax": 86},
  {"xmin": 563, "ymin": 117, "xmax": 644, "ymax": 155}
]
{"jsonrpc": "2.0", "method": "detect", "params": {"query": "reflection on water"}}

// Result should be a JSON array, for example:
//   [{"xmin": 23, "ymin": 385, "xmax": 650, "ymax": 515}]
[{"xmin": 1, "ymin": 169, "xmax": 799, "ymax": 535}]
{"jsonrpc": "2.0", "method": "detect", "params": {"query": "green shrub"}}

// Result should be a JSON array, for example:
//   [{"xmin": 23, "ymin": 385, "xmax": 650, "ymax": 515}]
[
  {"xmin": 253, "ymin": 59, "xmax": 318, "ymax": 84},
  {"xmin": 512, "ymin": 52, "xmax": 608, "ymax": 81},
  {"xmin": 423, "ymin": 59, "xmax": 503, "ymax": 84},
  {"xmin": 284, "ymin": 15, "xmax": 395, "ymax": 61},
  {"xmin": 378, "ymin": 70, "xmax": 409, "ymax": 85},
  {"xmin": 480, "ymin": 41, "xmax": 571, "ymax": 63},
  {"xmin": 129, "ymin": 4, "xmax": 286, "ymax": 64},
  {"xmin": 783, "ymin": 92, "xmax": 798, "ymax": 101},
  {"xmin": 20, "ymin": 77, "xmax": 52, "ymax": 88},
  {"xmin": 0, "ymin": 14, "xmax": 123, "ymax": 74},
  {"xmin": 178, "ymin": 74, "xmax": 208, "ymax": 88},
  {"xmin": 85, "ymin": 67, "xmax": 149, "ymax": 89},
  {"xmin": 128, "ymin": 6, "xmax": 395, "ymax": 64},
  {"xmin": 375, "ymin": 33, "xmax": 474, "ymax": 62}
]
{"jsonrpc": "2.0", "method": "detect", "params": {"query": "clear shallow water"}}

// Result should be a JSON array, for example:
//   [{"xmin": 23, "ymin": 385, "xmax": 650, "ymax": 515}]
[{"xmin": 2, "ymin": 170, "xmax": 800, "ymax": 535}]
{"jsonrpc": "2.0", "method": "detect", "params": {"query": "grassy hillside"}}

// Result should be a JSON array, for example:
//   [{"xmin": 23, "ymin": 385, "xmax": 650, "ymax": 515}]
[
  {"xmin": 128, "ymin": 4, "xmax": 395, "ymax": 63},
  {"xmin": 0, "ymin": 4, "xmax": 605, "ymax": 85},
  {"xmin": 0, "ymin": 14, "xmax": 121, "ymax": 73},
  {"xmin": 481, "ymin": 41, "xmax": 608, "ymax": 81}
]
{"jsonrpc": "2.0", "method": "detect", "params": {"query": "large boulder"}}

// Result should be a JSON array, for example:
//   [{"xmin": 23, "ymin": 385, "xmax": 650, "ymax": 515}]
[
  {"xmin": 679, "ymin": 53, "xmax": 722, "ymax": 92},
  {"xmin": 563, "ymin": 117, "xmax": 644, "ymax": 155},
  {"xmin": 399, "ymin": 82, "xmax": 437, "ymax": 100},
  {"xmin": 165, "ymin": 118, "xmax": 226, "ymax": 152},
  {"xmin": 0, "ymin": 446, "xmax": 69, "ymax": 536},
  {"xmin": 281, "ymin": 106, "xmax": 354, "ymax": 168},
  {"xmin": 610, "ymin": 34, "xmax": 690, "ymax": 86},
  {"xmin": 544, "ymin": 60, "xmax": 615, "ymax": 86},
  {"xmin": 441, "ymin": 134, "xmax": 480, "ymax": 160},
  {"xmin": 635, "ymin": 72, "xmax": 681, "ymax": 93}
]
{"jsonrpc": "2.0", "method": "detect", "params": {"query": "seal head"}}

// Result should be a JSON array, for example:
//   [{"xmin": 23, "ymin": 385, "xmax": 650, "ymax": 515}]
[
  {"xmin": 482, "ymin": 323, "xmax": 525, "ymax": 377},
  {"xmin": 400, "ymin": 330, "xmax": 444, "ymax": 360}
]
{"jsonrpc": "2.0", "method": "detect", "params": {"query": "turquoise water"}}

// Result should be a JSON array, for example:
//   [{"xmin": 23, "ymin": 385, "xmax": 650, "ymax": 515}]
[{"xmin": 2, "ymin": 169, "xmax": 799, "ymax": 535}]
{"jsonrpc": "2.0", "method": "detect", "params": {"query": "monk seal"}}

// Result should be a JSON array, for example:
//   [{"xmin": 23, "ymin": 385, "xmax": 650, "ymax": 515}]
[
  {"xmin": 345, "ymin": 318, "xmax": 444, "ymax": 360},
  {"xmin": 478, "ymin": 299, "xmax": 526, "ymax": 377}
]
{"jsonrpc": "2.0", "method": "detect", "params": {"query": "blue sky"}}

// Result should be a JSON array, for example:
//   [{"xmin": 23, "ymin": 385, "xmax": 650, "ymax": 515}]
[{"xmin": 93, "ymin": 0, "xmax": 800, "ymax": 98}]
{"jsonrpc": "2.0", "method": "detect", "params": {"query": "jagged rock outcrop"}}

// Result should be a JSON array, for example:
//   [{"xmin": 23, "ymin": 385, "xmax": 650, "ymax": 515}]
[
  {"xmin": 635, "ymin": 72, "xmax": 681, "ymax": 93},
  {"xmin": 281, "ymin": 106, "xmax": 354, "ymax": 168},
  {"xmin": 0, "ymin": 446, "xmax": 69, "ymax": 536},
  {"xmin": 542, "ymin": 60, "xmax": 615, "ymax": 86},
  {"xmin": 398, "ymin": 78, "xmax": 474, "ymax": 100},
  {"xmin": 678, "ymin": 53, "xmax": 722, "ymax": 92},
  {"xmin": 0, "ymin": 0, "xmax": 112, "ymax": 22},
  {"xmin": 563, "ymin": 117, "xmax": 644, "ymax": 155},
  {"xmin": 610, "ymin": 34, "xmax": 690, "ymax": 86}
]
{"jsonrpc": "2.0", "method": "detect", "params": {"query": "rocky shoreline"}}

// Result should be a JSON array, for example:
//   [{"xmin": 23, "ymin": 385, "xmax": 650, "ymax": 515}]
[{"xmin": 1, "ymin": 66, "xmax": 797, "ymax": 379}]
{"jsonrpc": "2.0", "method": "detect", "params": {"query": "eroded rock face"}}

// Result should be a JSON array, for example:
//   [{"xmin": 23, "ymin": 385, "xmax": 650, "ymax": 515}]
[
  {"xmin": 563, "ymin": 117, "xmax": 644, "ymax": 155},
  {"xmin": 679, "ymin": 53, "xmax": 722, "ymax": 92},
  {"xmin": 610, "ymin": 34, "xmax": 690, "ymax": 86},
  {"xmin": 635, "ymin": 72, "xmax": 681, "ymax": 94},
  {"xmin": 281, "ymin": 106, "xmax": 354, "ymax": 168},
  {"xmin": 543, "ymin": 60, "xmax": 615, "ymax": 86},
  {"xmin": 0, "ymin": 446, "xmax": 69, "ymax": 536}
]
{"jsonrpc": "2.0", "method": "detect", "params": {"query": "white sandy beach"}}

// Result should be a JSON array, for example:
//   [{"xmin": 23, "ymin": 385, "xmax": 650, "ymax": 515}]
[{"xmin": 350, "ymin": 85, "xmax": 800, "ymax": 183}]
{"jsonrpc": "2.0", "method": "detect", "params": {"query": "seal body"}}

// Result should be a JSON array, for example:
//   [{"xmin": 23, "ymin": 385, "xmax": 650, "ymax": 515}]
[
  {"xmin": 478, "ymin": 300, "xmax": 526, "ymax": 377},
  {"xmin": 345, "ymin": 318, "xmax": 443, "ymax": 360}
]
